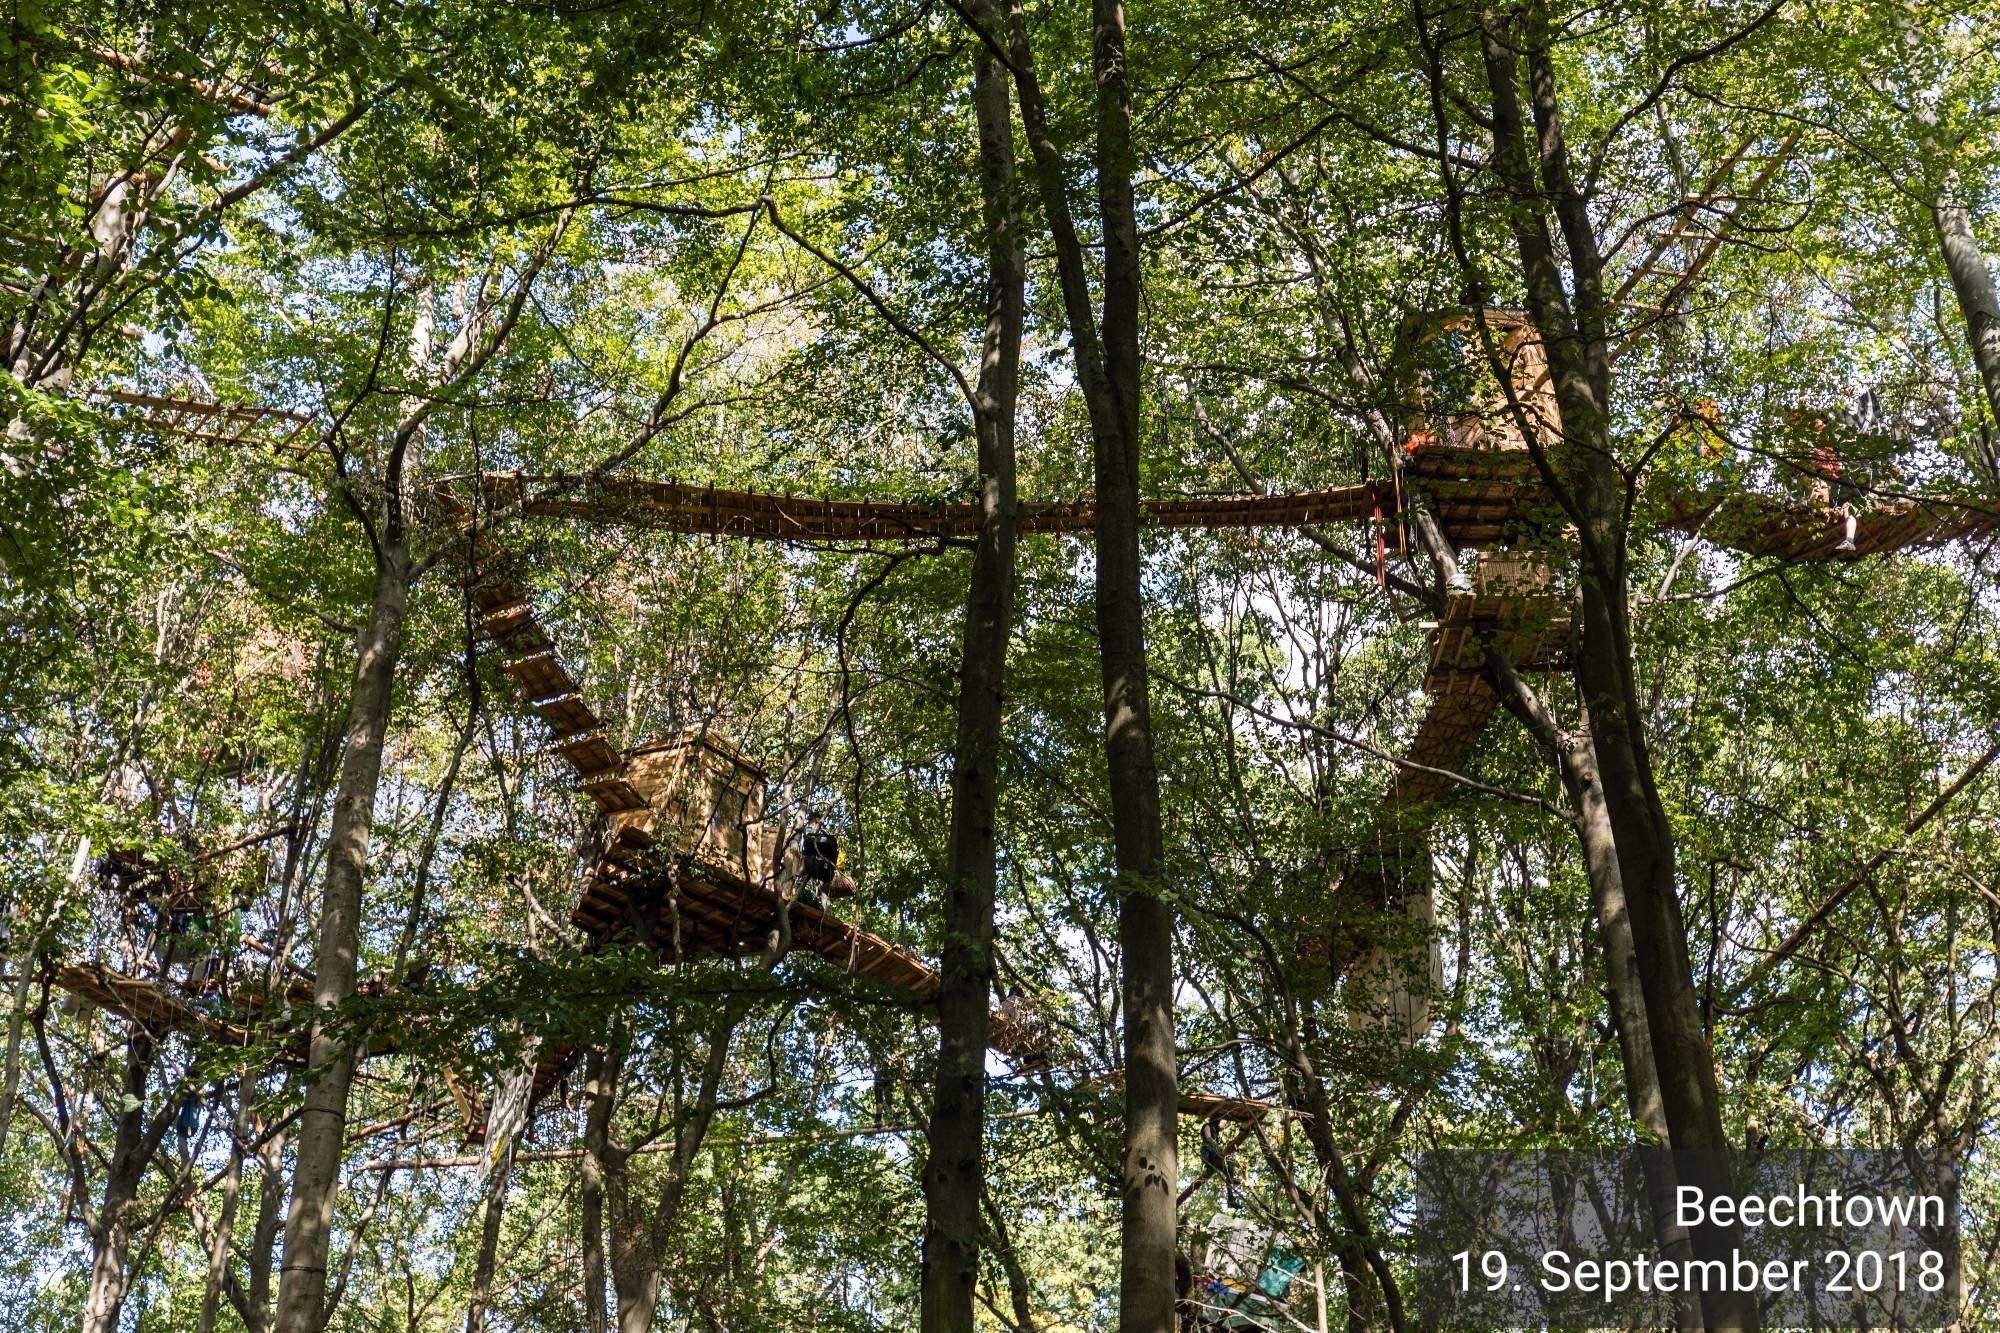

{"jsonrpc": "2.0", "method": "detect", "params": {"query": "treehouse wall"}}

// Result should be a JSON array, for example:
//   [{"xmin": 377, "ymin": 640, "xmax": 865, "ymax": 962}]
[{"xmin": 1401, "ymin": 308, "xmax": 1562, "ymax": 456}]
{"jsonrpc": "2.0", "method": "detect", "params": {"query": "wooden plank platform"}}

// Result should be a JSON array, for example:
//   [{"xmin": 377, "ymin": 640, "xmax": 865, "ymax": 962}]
[
  {"xmin": 573, "ymin": 822, "xmax": 1052, "ymax": 1065},
  {"xmin": 1667, "ymin": 492, "xmax": 2000, "ymax": 562},
  {"xmin": 468, "ymin": 472, "xmax": 1383, "ymax": 544},
  {"xmin": 501, "ymin": 651, "xmax": 576, "ymax": 702},
  {"xmin": 56, "ymin": 962, "xmax": 256, "ymax": 1045}
]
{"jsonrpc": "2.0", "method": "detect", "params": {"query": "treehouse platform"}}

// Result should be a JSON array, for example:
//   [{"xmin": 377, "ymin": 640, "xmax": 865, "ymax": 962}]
[
  {"xmin": 567, "ymin": 731, "xmax": 1051, "ymax": 1065},
  {"xmin": 55, "ymin": 962, "xmax": 256, "ymax": 1046}
]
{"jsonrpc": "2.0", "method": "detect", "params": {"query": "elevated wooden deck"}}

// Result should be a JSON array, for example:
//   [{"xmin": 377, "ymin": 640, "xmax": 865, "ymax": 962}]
[
  {"xmin": 574, "ymin": 779, "xmax": 1052, "ymax": 1065},
  {"xmin": 55, "ymin": 962, "xmax": 256, "ymax": 1045},
  {"xmin": 467, "ymin": 472, "xmax": 1382, "ymax": 544},
  {"xmin": 1668, "ymin": 491, "xmax": 2000, "ymax": 561}
]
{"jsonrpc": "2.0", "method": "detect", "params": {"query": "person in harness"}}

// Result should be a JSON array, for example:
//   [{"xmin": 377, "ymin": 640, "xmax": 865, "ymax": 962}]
[
  {"xmin": 1200, "ymin": 1116, "xmax": 1240, "ymax": 1211},
  {"xmin": 800, "ymin": 812, "xmax": 841, "ymax": 888},
  {"xmin": 779, "ymin": 811, "xmax": 854, "ymax": 909}
]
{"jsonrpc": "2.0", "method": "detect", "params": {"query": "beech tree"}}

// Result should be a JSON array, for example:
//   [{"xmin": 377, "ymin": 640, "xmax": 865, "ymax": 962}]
[{"xmin": 5, "ymin": 0, "xmax": 2000, "ymax": 1329}]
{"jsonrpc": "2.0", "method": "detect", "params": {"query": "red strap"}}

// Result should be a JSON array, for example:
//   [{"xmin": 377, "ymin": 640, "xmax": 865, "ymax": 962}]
[{"xmin": 1373, "ymin": 496, "xmax": 1387, "ymax": 587}]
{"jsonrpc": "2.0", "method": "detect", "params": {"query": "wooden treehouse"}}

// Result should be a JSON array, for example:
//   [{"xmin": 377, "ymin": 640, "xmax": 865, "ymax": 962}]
[
  {"xmin": 455, "ymin": 538, "xmax": 1054, "ymax": 1066},
  {"xmin": 571, "ymin": 729, "xmax": 1051, "ymax": 1065},
  {"xmin": 1397, "ymin": 307, "xmax": 1561, "ymax": 458},
  {"xmin": 1334, "ymin": 312, "xmax": 1572, "ymax": 1040}
]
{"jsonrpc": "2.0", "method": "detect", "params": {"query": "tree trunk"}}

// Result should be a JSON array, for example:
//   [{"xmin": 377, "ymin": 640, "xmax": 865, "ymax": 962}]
[
  {"xmin": 1088, "ymin": 4, "xmax": 1179, "ymax": 1325},
  {"xmin": 1468, "ymin": 6, "xmax": 1750, "ymax": 1323},
  {"xmin": 919, "ymin": 11, "xmax": 1024, "ymax": 1330},
  {"xmin": 981, "ymin": 1193, "xmax": 1038, "ymax": 1332},
  {"xmin": 275, "ymin": 538, "xmax": 412, "ymax": 1333},
  {"xmin": 198, "ymin": 1069, "xmax": 258, "ymax": 1333},
  {"xmin": 465, "ymin": 1154, "xmax": 514, "ymax": 1333},
  {"xmin": 1485, "ymin": 653, "xmax": 1698, "ymax": 1326},
  {"xmin": 234, "ymin": 1123, "xmax": 287, "ymax": 1333},
  {"xmin": 581, "ymin": 1042, "xmax": 621, "ymax": 1333},
  {"xmin": 1932, "ymin": 179, "xmax": 2000, "ymax": 430},
  {"xmin": 972, "ymin": 0, "xmax": 1181, "ymax": 1316},
  {"xmin": 81, "ymin": 1031, "xmax": 159, "ymax": 1333},
  {"xmin": 606, "ymin": 1008, "xmax": 737, "ymax": 1333}
]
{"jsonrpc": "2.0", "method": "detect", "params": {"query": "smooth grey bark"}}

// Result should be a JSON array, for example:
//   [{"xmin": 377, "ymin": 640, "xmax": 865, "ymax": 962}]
[
  {"xmin": 918, "ymin": 12, "xmax": 1025, "ymax": 1330},
  {"xmin": 465, "ymin": 1154, "xmax": 514, "ymax": 1333},
  {"xmin": 980, "ymin": 0, "xmax": 1179, "ymax": 1322},
  {"xmin": 1469, "ymin": 6, "xmax": 1750, "ymax": 1324},
  {"xmin": 6, "ymin": 161, "xmax": 177, "ymax": 400},
  {"xmin": 273, "ymin": 540, "xmax": 410, "ymax": 1333},
  {"xmin": 197, "ymin": 1069, "xmax": 260, "ymax": 1333},
  {"xmin": 1932, "ymin": 180, "xmax": 2000, "ymax": 431},
  {"xmin": 274, "ymin": 231, "xmax": 556, "ymax": 1333},
  {"xmin": 229, "ymin": 1123, "xmax": 287, "ymax": 1333},
  {"xmin": 581, "ymin": 1043, "xmax": 617, "ymax": 1333}
]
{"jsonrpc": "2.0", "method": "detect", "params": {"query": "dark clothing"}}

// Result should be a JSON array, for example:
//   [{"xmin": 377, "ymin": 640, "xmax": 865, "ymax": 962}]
[
  {"xmin": 801, "ymin": 831, "xmax": 839, "ymax": 885},
  {"xmin": 1200, "ymin": 1120, "xmax": 1238, "ymax": 1209}
]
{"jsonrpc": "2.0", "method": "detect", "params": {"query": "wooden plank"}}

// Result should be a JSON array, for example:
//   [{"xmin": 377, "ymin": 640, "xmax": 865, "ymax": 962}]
[
  {"xmin": 552, "ymin": 733, "xmax": 619, "ymax": 775},
  {"xmin": 56, "ymin": 963, "xmax": 256, "ymax": 1045},
  {"xmin": 535, "ymin": 694, "xmax": 600, "ymax": 738},
  {"xmin": 580, "ymin": 774, "xmax": 647, "ymax": 814},
  {"xmin": 480, "ymin": 603, "xmax": 553, "ymax": 657},
  {"xmin": 502, "ymin": 652, "xmax": 576, "ymax": 702}
]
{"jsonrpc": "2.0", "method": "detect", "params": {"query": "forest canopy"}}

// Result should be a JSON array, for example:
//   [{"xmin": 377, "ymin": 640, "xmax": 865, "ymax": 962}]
[{"xmin": 3, "ymin": 0, "xmax": 1999, "ymax": 1329}]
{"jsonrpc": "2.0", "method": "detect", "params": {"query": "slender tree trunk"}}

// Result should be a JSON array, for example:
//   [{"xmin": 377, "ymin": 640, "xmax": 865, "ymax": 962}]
[
  {"xmin": 81, "ymin": 1032, "xmax": 157, "ymax": 1333},
  {"xmin": 275, "ymin": 538, "xmax": 412, "ymax": 1333},
  {"xmin": 1273, "ymin": 1015, "xmax": 1406, "ymax": 1331},
  {"xmin": 198, "ymin": 1069, "xmax": 258, "ymax": 1333},
  {"xmin": 981, "ymin": 1193, "xmax": 1038, "ymax": 1332},
  {"xmin": 1486, "ymin": 654, "xmax": 1698, "ymax": 1326},
  {"xmin": 1088, "ymin": 4, "xmax": 1179, "ymax": 1325},
  {"xmin": 236, "ymin": 1124, "xmax": 287, "ymax": 1333},
  {"xmin": 0, "ymin": 834, "xmax": 85, "ymax": 1157},
  {"xmin": 0, "ymin": 935, "xmax": 38, "ymax": 1159},
  {"xmin": 465, "ymin": 1155, "xmax": 513, "ymax": 1333},
  {"xmin": 1932, "ymin": 179, "xmax": 2000, "ymax": 430},
  {"xmin": 1469, "ymin": 6, "xmax": 1749, "ymax": 1323},
  {"xmin": 606, "ymin": 1008, "xmax": 737, "ymax": 1333},
  {"xmin": 977, "ymin": 0, "xmax": 1179, "ymax": 1315},
  {"xmin": 919, "ymin": 13, "xmax": 1024, "ymax": 1330},
  {"xmin": 581, "ymin": 1042, "xmax": 620, "ymax": 1333}
]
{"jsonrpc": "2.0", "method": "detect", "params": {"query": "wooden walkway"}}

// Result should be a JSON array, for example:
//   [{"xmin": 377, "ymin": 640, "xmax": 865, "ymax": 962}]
[
  {"xmin": 467, "ymin": 471, "xmax": 1381, "ymax": 543},
  {"xmin": 98, "ymin": 388, "xmax": 1997, "ymax": 562},
  {"xmin": 575, "ymin": 807, "xmax": 1052, "ymax": 1064},
  {"xmin": 1669, "ymin": 491, "xmax": 2000, "ymax": 561},
  {"xmin": 459, "ymin": 461, "xmax": 1998, "ymax": 567},
  {"xmin": 444, "ymin": 532, "xmax": 1057, "ymax": 1065}
]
